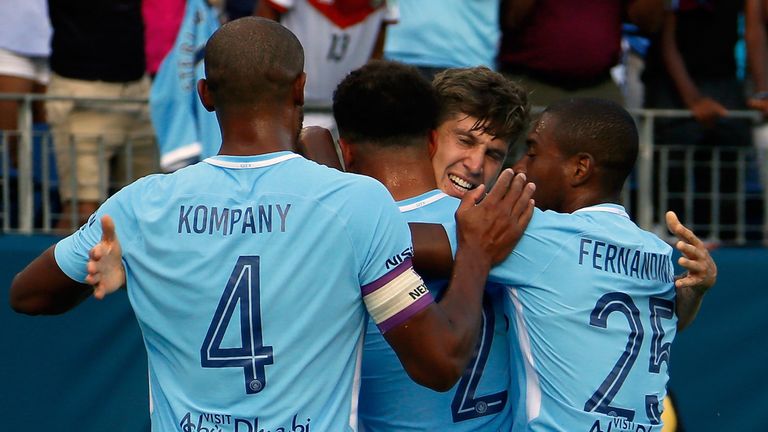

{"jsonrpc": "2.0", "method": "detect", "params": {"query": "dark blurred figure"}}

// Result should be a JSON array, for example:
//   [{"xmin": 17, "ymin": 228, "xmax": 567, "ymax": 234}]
[
  {"xmin": 46, "ymin": 0, "xmax": 159, "ymax": 231},
  {"xmin": 498, "ymin": 0, "xmax": 665, "ymax": 108}
]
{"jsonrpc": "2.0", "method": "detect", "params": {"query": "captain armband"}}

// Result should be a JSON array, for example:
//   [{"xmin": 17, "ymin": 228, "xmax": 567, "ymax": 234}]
[{"xmin": 361, "ymin": 258, "xmax": 435, "ymax": 333}]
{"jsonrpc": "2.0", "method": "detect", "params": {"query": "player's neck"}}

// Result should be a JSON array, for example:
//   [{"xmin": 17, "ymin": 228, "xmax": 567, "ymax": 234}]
[
  {"xmin": 216, "ymin": 108, "xmax": 299, "ymax": 156},
  {"xmin": 563, "ymin": 189, "xmax": 622, "ymax": 214},
  {"xmin": 355, "ymin": 153, "xmax": 438, "ymax": 202}
]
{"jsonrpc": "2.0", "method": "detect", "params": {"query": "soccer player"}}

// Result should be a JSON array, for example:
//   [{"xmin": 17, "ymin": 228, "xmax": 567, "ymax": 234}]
[
  {"xmin": 8, "ymin": 18, "xmax": 535, "ymax": 432},
  {"xmin": 333, "ymin": 61, "xmax": 525, "ymax": 431},
  {"xmin": 281, "ymin": 64, "xmax": 715, "ymax": 431},
  {"xmin": 496, "ymin": 98, "xmax": 713, "ymax": 431},
  {"xmin": 428, "ymin": 66, "xmax": 530, "ymax": 199}
]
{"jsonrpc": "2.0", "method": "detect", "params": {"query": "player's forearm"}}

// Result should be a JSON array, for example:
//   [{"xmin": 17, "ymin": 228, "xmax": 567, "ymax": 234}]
[
  {"xmin": 675, "ymin": 283, "xmax": 705, "ymax": 331},
  {"xmin": 424, "ymin": 246, "xmax": 491, "ymax": 384},
  {"xmin": 9, "ymin": 246, "xmax": 92, "ymax": 315},
  {"xmin": 384, "ymin": 247, "xmax": 489, "ymax": 391}
]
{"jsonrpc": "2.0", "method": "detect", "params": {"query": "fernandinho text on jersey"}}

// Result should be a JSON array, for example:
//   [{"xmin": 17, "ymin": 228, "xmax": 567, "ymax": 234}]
[
  {"xmin": 177, "ymin": 203, "xmax": 292, "ymax": 235},
  {"xmin": 578, "ymin": 237, "xmax": 674, "ymax": 283}
]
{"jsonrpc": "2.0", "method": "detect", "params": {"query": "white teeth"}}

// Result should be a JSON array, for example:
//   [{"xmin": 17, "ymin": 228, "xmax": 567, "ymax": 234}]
[{"xmin": 448, "ymin": 174, "xmax": 474, "ymax": 190}]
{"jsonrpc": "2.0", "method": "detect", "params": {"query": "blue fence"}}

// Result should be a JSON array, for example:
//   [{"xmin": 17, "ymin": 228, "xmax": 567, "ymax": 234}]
[{"xmin": 1, "ymin": 235, "xmax": 766, "ymax": 431}]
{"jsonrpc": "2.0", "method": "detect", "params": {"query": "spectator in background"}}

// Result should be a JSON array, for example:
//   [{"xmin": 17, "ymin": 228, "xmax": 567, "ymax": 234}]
[
  {"xmin": 142, "ymin": 0, "xmax": 186, "ymax": 78},
  {"xmin": 498, "ymin": 0, "xmax": 666, "ymax": 108},
  {"xmin": 0, "ymin": 0, "xmax": 51, "ymax": 163},
  {"xmin": 746, "ymin": 0, "xmax": 768, "ymax": 243},
  {"xmin": 255, "ymin": 0, "xmax": 397, "ymax": 130},
  {"xmin": 47, "ymin": 0, "xmax": 159, "ymax": 231},
  {"xmin": 642, "ymin": 0, "xmax": 758, "ymax": 241},
  {"xmin": 383, "ymin": 0, "xmax": 501, "ymax": 81}
]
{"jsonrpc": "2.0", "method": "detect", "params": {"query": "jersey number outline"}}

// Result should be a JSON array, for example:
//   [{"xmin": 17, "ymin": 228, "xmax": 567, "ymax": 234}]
[
  {"xmin": 584, "ymin": 292, "xmax": 674, "ymax": 423},
  {"xmin": 327, "ymin": 33, "xmax": 351, "ymax": 62},
  {"xmin": 200, "ymin": 256, "xmax": 274, "ymax": 394},
  {"xmin": 451, "ymin": 295, "xmax": 508, "ymax": 422}
]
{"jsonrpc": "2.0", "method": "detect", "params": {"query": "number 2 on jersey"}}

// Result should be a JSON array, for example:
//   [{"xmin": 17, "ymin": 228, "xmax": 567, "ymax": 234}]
[
  {"xmin": 200, "ymin": 256, "xmax": 274, "ymax": 394},
  {"xmin": 451, "ymin": 295, "xmax": 508, "ymax": 422}
]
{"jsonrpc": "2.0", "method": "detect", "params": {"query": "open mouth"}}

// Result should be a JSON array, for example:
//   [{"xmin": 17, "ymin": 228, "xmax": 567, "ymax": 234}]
[{"xmin": 448, "ymin": 174, "xmax": 477, "ymax": 193}]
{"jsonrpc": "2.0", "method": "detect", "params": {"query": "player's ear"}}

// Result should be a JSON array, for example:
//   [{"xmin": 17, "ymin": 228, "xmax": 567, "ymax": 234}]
[
  {"xmin": 428, "ymin": 129, "xmax": 438, "ymax": 158},
  {"xmin": 338, "ymin": 137, "xmax": 355, "ymax": 169},
  {"xmin": 197, "ymin": 79, "xmax": 215, "ymax": 112},
  {"xmin": 570, "ymin": 152, "xmax": 594, "ymax": 187},
  {"xmin": 292, "ymin": 72, "xmax": 306, "ymax": 106}
]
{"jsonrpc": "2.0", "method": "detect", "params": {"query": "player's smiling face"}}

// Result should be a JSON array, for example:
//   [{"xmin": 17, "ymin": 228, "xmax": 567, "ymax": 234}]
[{"xmin": 430, "ymin": 114, "xmax": 508, "ymax": 198}]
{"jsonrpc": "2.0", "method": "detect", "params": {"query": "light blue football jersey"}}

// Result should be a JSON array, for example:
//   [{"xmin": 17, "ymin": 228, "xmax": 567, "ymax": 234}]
[
  {"xmin": 359, "ymin": 189, "xmax": 514, "ymax": 431},
  {"xmin": 489, "ymin": 204, "xmax": 677, "ymax": 432},
  {"xmin": 54, "ymin": 152, "xmax": 422, "ymax": 432}
]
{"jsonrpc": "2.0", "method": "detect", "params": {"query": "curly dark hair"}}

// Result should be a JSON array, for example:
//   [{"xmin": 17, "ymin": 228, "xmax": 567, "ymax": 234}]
[{"xmin": 333, "ymin": 60, "xmax": 439, "ymax": 146}]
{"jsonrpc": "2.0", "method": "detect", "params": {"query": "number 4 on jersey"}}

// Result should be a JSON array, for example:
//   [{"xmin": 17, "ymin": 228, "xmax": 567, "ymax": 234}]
[{"xmin": 201, "ymin": 256, "xmax": 274, "ymax": 394}]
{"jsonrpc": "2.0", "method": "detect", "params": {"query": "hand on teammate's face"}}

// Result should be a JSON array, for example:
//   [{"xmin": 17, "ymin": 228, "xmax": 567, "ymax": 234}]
[{"xmin": 455, "ymin": 169, "xmax": 535, "ymax": 266}]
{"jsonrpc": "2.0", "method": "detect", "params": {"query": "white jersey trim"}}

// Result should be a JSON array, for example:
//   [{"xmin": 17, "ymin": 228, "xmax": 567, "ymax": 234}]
[
  {"xmin": 509, "ymin": 287, "xmax": 542, "ymax": 422},
  {"xmin": 203, "ymin": 153, "xmax": 302, "ymax": 169},
  {"xmin": 398, "ymin": 192, "xmax": 450, "ymax": 213},
  {"xmin": 573, "ymin": 205, "xmax": 630, "ymax": 219},
  {"xmin": 160, "ymin": 142, "xmax": 202, "ymax": 171}
]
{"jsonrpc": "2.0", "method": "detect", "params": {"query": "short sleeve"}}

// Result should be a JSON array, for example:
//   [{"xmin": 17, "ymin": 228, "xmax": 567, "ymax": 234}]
[
  {"xmin": 344, "ymin": 179, "xmax": 413, "ymax": 286},
  {"xmin": 54, "ymin": 182, "xmax": 141, "ymax": 283}
]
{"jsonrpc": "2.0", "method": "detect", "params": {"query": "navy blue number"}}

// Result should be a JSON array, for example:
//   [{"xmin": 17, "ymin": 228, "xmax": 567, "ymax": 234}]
[
  {"xmin": 584, "ymin": 294, "xmax": 675, "ymax": 424},
  {"xmin": 646, "ymin": 297, "xmax": 674, "ymax": 424},
  {"xmin": 200, "ymin": 256, "xmax": 274, "ymax": 394},
  {"xmin": 584, "ymin": 292, "xmax": 644, "ymax": 421},
  {"xmin": 451, "ymin": 295, "xmax": 508, "ymax": 422},
  {"xmin": 648, "ymin": 298, "xmax": 674, "ymax": 373}
]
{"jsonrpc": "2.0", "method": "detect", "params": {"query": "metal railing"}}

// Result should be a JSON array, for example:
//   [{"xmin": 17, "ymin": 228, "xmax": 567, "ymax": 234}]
[{"xmin": 1, "ymin": 93, "xmax": 766, "ymax": 245}]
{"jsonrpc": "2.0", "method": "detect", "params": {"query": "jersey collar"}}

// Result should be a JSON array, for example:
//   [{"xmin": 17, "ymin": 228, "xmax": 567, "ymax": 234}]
[
  {"xmin": 203, "ymin": 151, "xmax": 302, "ymax": 169},
  {"xmin": 397, "ymin": 190, "xmax": 451, "ymax": 213},
  {"xmin": 572, "ymin": 203, "xmax": 630, "ymax": 219}
]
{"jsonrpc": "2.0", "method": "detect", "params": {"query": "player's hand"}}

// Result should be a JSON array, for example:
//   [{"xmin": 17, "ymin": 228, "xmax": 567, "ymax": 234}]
[
  {"xmin": 666, "ymin": 211, "xmax": 717, "ymax": 295},
  {"xmin": 85, "ymin": 215, "xmax": 127, "ymax": 300},
  {"xmin": 455, "ymin": 169, "xmax": 535, "ymax": 266}
]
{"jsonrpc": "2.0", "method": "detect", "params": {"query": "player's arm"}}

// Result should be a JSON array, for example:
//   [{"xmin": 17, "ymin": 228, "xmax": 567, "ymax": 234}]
[
  {"xmin": 296, "ymin": 126, "xmax": 343, "ymax": 170},
  {"xmin": 10, "ymin": 216, "xmax": 127, "ymax": 315},
  {"xmin": 381, "ymin": 170, "xmax": 535, "ymax": 391},
  {"xmin": 9, "ymin": 246, "xmax": 92, "ymax": 315},
  {"xmin": 666, "ymin": 211, "xmax": 717, "ymax": 331}
]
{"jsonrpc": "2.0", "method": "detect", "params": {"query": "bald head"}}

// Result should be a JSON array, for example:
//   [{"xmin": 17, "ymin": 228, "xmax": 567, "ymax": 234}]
[{"xmin": 204, "ymin": 17, "xmax": 304, "ymax": 108}]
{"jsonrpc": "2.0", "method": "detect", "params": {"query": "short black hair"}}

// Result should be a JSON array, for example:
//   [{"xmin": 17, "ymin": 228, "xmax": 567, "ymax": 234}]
[
  {"xmin": 433, "ymin": 67, "xmax": 529, "ymax": 147},
  {"xmin": 333, "ymin": 60, "xmax": 439, "ymax": 146},
  {"xmin": 545, "ymin": 98, "xmax": 639, "ymax": 192},
  {"xmin": 204, "ymin": 17, "xmax": 304, "ymax": 107}
]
